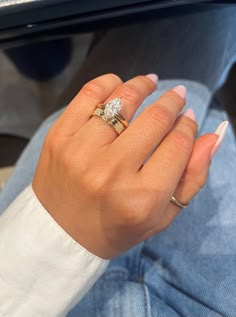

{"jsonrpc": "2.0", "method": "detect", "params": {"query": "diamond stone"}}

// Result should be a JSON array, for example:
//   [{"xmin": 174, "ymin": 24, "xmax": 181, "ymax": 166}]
[{"xmin": 104, "ymin": 98, "xmax": 122, "ymax": 120}]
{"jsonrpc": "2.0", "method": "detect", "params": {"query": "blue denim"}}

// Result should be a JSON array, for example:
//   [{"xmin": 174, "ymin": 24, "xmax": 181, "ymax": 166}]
[{"xmin": 0, "ymin": 79, "xmax": 236, "ymax": 316}]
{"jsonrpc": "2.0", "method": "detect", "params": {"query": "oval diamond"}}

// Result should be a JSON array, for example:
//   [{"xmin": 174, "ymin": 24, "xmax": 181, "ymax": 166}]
[{"xmin": 104, "ymin": 98, "xmax": 122, "ymax": 120}]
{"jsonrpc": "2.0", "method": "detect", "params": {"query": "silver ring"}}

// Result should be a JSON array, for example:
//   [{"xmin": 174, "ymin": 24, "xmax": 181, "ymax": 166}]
[{"xmin": 170, "ymin": 196, "xmax": 189, "ymax": 208}]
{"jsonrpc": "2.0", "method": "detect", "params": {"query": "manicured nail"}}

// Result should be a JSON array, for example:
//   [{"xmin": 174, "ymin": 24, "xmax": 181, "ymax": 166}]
[
  {"xmin": 172, "ymin": 85, "xmax": 186, "ymax": 99},
  {"xmin": 182, "ymin": 108, "xmax": 196, "ymax": 121},
  {"xmin": 211, "ymin": 121, "xmax": 229, "ymax": 159},
  {"xmin": 146, "ymin": 73, "xmax": 158, "ymax": 85}
]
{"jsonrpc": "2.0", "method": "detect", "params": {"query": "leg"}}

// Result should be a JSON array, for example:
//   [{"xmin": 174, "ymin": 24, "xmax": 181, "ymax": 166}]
[
  {"xmin": 66, "ymin": 4, "xmax": 236, "ymax": 97},
  {"xmin": 0, "ymin": 80, "xmax": 220, "ymax": 317},
  {"xmin": 68, "ymin": 81, "xmax": 235, "ymax": 317},
  {"xmin": 1, "ymin": 6, "xmax": 236, "ymax": 315},
  {"xmin": 140, "ymin": 102, "xmax": 236, "ymax": 316}
]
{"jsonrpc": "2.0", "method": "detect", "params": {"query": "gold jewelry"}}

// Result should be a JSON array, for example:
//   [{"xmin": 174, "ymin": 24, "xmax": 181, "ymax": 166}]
[
  {"xmin": 92, "ymin": 98, "xmax": 128, "ymax": 135},
  {"xmin": 170, "ymin": 196, "xmax": 189, "ymax": 208},
  {"xmin": 93, "ymin": 111, "xmax": 126, "ymax": 135},
  {"xmin": 93, "ymin": 107, "xmax": 104, "ymax": 117},
  {"xmin": 106, "ymin": 116, "xmax": 127, "ymax": 135},
  {"xmin": 115, "ymin": 112, "xmax": 129, "ymax": 128}
]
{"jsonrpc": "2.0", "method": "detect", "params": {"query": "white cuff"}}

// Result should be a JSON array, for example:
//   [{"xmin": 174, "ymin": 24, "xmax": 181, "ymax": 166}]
[{"xmin": 0, "ymin": 185, "xmax": 109, "ymax": 317}]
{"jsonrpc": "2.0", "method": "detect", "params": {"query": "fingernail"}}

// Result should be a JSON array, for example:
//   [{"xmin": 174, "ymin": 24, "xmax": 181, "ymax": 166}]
[
  {"xmin": 146, "ymin": 73, "xmax": 158, "ymax": 85},
  {"xmin": 211, "ymin": 120, "xmax": 229, "ymax": 159},
  {"xmin": 172, "ymin": 85, "xmax": 186, "ymax": 99},
  {"xmin": 182, "ymin": 108, "xmax": 196, "ymax": 121}
]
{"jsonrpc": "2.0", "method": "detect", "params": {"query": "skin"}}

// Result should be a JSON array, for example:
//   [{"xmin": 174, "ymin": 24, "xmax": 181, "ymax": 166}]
[{"xmin": 32, "ymin": 74, "xmax": 218, "ymax": 259}]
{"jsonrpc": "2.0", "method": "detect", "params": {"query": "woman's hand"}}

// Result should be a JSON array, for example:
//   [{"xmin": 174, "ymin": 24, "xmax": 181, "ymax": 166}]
[{"xmin": 32, "ymin": 74, "xmax": 220, "ymax": 259}]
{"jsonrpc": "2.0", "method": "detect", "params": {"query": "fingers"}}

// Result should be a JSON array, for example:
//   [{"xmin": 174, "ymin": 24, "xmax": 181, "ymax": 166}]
[
  {"xmin": 152, "ymin": 133, "xmax": 219, "ymax": 232},
  {"xmin": 103, "ymin": 74, "xmax": 157, "ymax": 121},
  {"xmin": 53, "ymin": 73, "xmax": 123, "ymax": 136},
  {"xmin": 160, "ymin": 121, "xmax": 229, "ymax": 230},
  {"xmin": 111, "ymin": 85, "xmax": 186, "ymax": 169},
  {"xmin": 78, "ymin": 75, "xmax": 157, "ymax": 145},
  {"xmin": 141, "ymin": 110, "xmax": 198, "ymax": 197}
]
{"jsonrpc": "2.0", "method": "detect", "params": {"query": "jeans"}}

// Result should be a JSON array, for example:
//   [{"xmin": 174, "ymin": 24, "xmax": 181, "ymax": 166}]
[
  {"xmin": 1, "ymin": 5, "xmax": 236, "ymax": 316},
  {"xmin": 0, "ymin": 79, "xmax": 236, "ymax": 316},
  {"xmin": 66, "ymin": 4, "xmax": 236, "ymax": 96}
]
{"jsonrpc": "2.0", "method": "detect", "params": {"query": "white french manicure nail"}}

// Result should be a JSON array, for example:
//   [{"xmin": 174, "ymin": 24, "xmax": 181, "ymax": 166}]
[
  {"xmin": 172, "ymin": 85, "xmax": 186, "ymax": 100},
  {"xmin": 182, "ymin": 108, "xmax": 196, "ymax": 121},
  {"xmin": 211, "ymin": 121, "xmax": 229, "ymax": 159},
  {"xmin": 145, "ymin": 73, "xmax": 158, "ymax": 85}
]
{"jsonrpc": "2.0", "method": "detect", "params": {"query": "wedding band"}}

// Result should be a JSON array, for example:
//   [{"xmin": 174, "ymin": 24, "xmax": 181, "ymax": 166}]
[
  {"xmin": 170, "ymin": 196, "xmax": 189, "ymax": 208},
  {"xmin": 92, "ymin": 98, "xmax": 129, "ymax": 135},
  {"xmin": 93, "ymin": 111, "xmax": 127, "ymax": 135},
  {"xmin": 114, "ymin": 112, "xmax": 129, "ymax": 128}
]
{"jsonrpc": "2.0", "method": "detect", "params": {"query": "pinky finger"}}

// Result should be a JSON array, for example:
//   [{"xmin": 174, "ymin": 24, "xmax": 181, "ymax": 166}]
[{"xmin": 154, "ymin": 120, "xmax": 228, "ymax": 232}]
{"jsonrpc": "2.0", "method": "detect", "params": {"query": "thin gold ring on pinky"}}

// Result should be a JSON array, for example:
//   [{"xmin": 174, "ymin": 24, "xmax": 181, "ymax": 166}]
[
  {"xmin": 170, "ymin": 196, "xmax": 189, "ymax": 209},
  {"xmin": 92, "ymin": 98, "xmax": 129, "ymax": 135}
]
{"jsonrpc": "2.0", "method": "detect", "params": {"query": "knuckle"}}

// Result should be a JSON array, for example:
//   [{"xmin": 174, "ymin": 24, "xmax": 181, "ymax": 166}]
[
  {"xmin": 82, "ymin": 169, "xmax": 108, "ymax": 196},
  {"xmin": 121, "ymin": 192, "xmax": 156, "ymax": 225},
  {"xmin": 171, "ymin": 130, "xmax": 193, "ymax": 154},
  {"xmin": 123, "ymin": 205, "xmax": 147, "ymax": 225},
  {"xmin": 148, "ymin": 105, "xmax": 173, "ymax": 129},
  {"xmin": 87, "ymin": 178, "xmax": 103, "ymax": 195},
  {"xmin": 81, "ymin": 81, "xmax": 105, "ymax": 99},
  {"xmin": 60, "ymin": 149, "xmax": 72, "ymax": 170},
  {"xmin": 107, "ymin": 73, "xmax": 123, "ymax": 84},
  {"xmin": 119, "ymin": 84, "xmax": 141, "ymax": 105},
  {"xmin": 195, "ymin": 178, "xmax": 206, "ymax": 190},
  {"xmin": 43, "ymin": 128, "xmax": 58, "ymax": 155},
  {"xmin": 191, "ymin": 174, "xmax": 206, "ymax": 191}
]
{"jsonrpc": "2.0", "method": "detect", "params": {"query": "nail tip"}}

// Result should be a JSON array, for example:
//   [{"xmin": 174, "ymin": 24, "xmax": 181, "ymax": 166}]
[
  {"xmin": 214, "ymin": 120, "xmax": 229, "ymax": 135},
  {"xmin": 182, "ymin": 108, "xmax": 196, "ymax": 121},
  {"xmin": 145, "ymin": 73, "xmax": 158, "ymax": 85},
  {"xmin": 211, "ymin": 120, "xmax": 229, "ymax": 159},
  {"xmin": 172, "ymin": 85, "xmax": 186, "ymax": 99}
]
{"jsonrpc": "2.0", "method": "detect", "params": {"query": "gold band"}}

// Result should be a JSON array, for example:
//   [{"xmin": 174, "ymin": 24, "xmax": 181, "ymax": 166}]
[
  {"xmin": 170, "ymin": 196, "xmax": 189, "ymax": 209},
  {"xmin": 106, "ymin": 116, "xmax": 127, "ymax": 135},
  {"xmin": 93, "ymin": 107, "xmax": 104, "ymax": 117},
  {"xmin": 115, "ymin": 112, "xmax": 129, "ymax": 128},
  {"xmin": 92, "ymin": 109, "xmax": 127, "ymax": 135}
]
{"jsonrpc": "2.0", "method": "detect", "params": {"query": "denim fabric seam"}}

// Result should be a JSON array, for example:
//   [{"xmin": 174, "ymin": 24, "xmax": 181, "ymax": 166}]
[
  {"xmin": 103, "ymin": 270, "xmax": 129, "ymax": 281},
  {"xmin": 142, "ymin": 283, "xmax": 151, "ymax": 317}
]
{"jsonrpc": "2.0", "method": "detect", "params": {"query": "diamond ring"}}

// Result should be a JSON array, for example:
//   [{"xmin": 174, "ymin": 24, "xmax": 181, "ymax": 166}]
[{"xmin": 92, "ymin": 98, "xmax": 129, "ymax": 135}]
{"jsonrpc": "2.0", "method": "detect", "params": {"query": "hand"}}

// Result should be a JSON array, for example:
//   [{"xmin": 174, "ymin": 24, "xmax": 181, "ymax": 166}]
[{"xmin": 33, "ymin": 74, "xmax": 219, "ymax": 259}]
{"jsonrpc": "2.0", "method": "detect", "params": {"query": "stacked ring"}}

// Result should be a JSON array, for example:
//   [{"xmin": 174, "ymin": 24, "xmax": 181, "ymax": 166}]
[{"xmin": 92, "ymin": 98, "xmax": 129, "ymax": 135}]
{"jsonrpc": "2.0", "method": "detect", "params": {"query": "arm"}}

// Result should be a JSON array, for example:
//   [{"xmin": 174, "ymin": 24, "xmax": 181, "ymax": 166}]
[
  {"xmin": 0, "ymin": 186, "xmax": 108, "ymax": 317},
  {"xmin": 0, "ymin": 73, "xmax": 222, "ymax": 316}
]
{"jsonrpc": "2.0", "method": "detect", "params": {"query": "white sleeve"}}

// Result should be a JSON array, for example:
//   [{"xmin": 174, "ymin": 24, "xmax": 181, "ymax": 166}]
[{"xmin": 0, "ymin": 185, "xmax": 109, "ymax": 317}]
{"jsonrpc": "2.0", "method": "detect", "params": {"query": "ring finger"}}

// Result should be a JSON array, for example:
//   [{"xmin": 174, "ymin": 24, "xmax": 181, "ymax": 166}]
[{"xmin": 77, "ymin": 74, "xmax": 157, "ymax": 145}]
